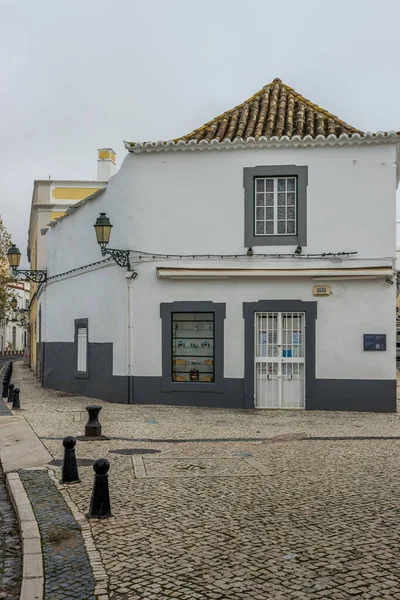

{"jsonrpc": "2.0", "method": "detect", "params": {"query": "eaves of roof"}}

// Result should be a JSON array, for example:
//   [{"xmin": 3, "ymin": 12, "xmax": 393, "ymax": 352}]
[{"xmin": 124, "ymin": 130, "xmax": 400, "ymax": 155}]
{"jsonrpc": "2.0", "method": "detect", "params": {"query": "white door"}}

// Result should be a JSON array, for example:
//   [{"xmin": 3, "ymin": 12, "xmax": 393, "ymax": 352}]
[{"xmin": 255, "ymin": 312, "xmax": 305, "ymax": 409}]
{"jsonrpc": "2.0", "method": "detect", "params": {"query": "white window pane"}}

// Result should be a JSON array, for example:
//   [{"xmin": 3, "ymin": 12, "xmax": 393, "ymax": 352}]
[
  {"xmin": 277, "ymin": 193, "xmax": 286, "ymax": 205},
  {"xmin": 266, "ymin": 193, "xmax": 274, "ymax": 206},
  {"xmin": 256, "ymin": 193, "xmax": 264, "ymax": 206},
  {"xmin": 277, "ymin": 221, "xmax": 286, "ymax": 234},
  {"xmin": 287, "ymin": 207, "xmax": 295, "ymax": 219},
  {"xmin": 277, "ymin": 179, "xmax": 286, "ymax": 191},
  {"xmin": 266, "ymin": 221, "xmax": 274, "ymax": 234},
  {"xmin": 77, "ymin": 327, "xmax": 87, "ymax": 372},
  {"xmin": 256, "ymin": 207, "xmax": 264, "ymax": 219},
  {"xmin": 287, "ymin": 221, "xmax": 296, "ymax": 234},
  {"xmin": 256, "ymin": 179, "xmax": 264, "ymax": 192},
  {"xmin": 287, "ymin": 178, "xmax": 296, "ymax": 191},
  {"xmin": 266, "ymin": 179, "xmax": 274, "ymax": 192},
  {"xmin": 266, "ymin": 207, "xmax": 274, "ymax": 220},
  {"xmin": 287, "ymin": 193, "xmax": 295, "ymax": 205},
  {"xmin": 256, "ymin": 222, "xmax": 264, "ymax": 234}
]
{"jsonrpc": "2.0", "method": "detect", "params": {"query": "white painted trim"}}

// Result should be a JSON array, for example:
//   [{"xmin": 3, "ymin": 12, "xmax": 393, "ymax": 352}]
[
  {"xmin": 124, "ymin": 131, "xmax": 400, "ymax": 155},
  {"xmin": 156, "ymin": 267, "xmax": 393, "ymax": 279}
]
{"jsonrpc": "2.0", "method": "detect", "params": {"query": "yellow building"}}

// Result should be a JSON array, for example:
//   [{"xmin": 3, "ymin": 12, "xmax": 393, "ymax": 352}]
[{"xmin": 27, "ymin": 148, "xmax": 116, "ymax": 377}]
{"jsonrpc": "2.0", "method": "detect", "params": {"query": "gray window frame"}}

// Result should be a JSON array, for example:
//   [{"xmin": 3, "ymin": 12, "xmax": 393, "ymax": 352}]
[
  {"xmin": 244, "ymin": 165, "xmax": 308, "ymax": 247},
  {"xmin": 160, "ymin": 301, "xmax": 226, "ymax": 393},
  {"xmin": 74, "ymin": 318, "xmax": 89, "ymax": 379}
]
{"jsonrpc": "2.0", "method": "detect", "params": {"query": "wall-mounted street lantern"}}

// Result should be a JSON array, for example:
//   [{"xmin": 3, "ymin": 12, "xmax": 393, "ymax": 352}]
[
  {"xmin": 93, "ymin": 213, "xmax": 130, "ymax": 269},
  {"xmin": 10, "ymin": 297, "xmax": 18, "ymax": 310},
  {"xmin": 7, "ymin": 245, "xmax": 47, "ymax": 283}
]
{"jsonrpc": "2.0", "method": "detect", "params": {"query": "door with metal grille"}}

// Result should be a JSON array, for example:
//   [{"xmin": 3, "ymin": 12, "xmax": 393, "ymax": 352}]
[{"xmin": 255, "ymin": 312, "xmax": 305, "ymax": 408}]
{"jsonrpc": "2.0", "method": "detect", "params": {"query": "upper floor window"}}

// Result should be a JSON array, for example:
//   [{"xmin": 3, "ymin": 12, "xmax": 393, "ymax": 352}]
[
  {"xmin": 244, "ymin": 165, "xmax": 308, "ymax": 247},
  {"xmin": 255, "ymin": 177, "xmax": 297, "ymax": 236}
]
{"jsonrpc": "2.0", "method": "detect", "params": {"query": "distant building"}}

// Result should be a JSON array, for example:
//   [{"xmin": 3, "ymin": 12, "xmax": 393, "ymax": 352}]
[
  {"xmin": 27, "ymin": 149, "xmax": 115, "ymax": 375},
  {"xmin": 0, "ymin": 281, "xmax": 30, "ymax": 353}
]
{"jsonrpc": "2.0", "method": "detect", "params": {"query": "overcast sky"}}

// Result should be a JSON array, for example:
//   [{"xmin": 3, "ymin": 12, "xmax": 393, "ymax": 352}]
[{"xmin": 1, "ymin": 0, "xmax": 400, "ymax": 260}]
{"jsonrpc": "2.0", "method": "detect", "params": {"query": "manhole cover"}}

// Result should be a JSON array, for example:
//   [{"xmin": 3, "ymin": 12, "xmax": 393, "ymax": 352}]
[
  {"xmin": 48, "ymin": 458, "xmax": 94, "ymax": 467},
  {"xmin": 109, "ymin": 448, "xmax": 161, "ymax": 455}
]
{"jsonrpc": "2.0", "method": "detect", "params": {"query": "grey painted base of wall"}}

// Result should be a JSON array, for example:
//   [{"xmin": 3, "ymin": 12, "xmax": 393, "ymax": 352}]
[
  {"xmin": 43, "ymin": 342, "xmax": 129, "ymax": 404},
  {"xmin": 42, "ymin": 343, "xmax": 396, "ymax": 412},
  {"xmin": 132, "ymin": 377, "xmax": 244, "ymax": 409},
  {"xmin": 309, "ymin": 379, "xmax": 397, "ymax": 413}
]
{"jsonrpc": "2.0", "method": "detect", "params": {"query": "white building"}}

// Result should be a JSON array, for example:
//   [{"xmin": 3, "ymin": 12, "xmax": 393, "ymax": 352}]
[
  {"xmin": 0, "ymin": 281, "xmax": 30, "ymax": 353},
  {"xmin": 37, "ymin": 78, "xmax": 399, "ymax": 411}
]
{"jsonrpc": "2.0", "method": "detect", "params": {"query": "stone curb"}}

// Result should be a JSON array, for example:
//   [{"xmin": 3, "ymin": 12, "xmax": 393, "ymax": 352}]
[
  {"xmin": 6, "ymin": 471, "xmax": 44, "ymax": 600},
  {"xmin": 47, "ymin": 468, "xmax": 110, "ymax": 600}
]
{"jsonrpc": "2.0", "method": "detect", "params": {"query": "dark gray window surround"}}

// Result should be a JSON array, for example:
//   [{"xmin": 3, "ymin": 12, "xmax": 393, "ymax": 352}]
[
  {"xmin": 244, "ymin": 165, "xmax": 308, "ymax": 247},
  {"xmin": 74, "ymin": 318, "xmax": 89, "ymax": 379},
  {"xmin": 243, "ymin": 300, "xmax": 317, "ymax": 409},
  {"xmin": 160, "ymin": 301, "xmax": 226, "ymax": 393}
]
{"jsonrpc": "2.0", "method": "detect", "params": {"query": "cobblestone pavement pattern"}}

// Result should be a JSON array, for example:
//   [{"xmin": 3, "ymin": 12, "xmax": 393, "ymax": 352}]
[
  {"xmin": 0, "ymin": 466, "xmax": 22, "ymax": 599},
  {"xmin": 11, "ymin": 363, "xmax": 400, "ymax": 599},
  {"xmin": 19, "ymin": 470, "xmax": 96, "ymax": 600}
]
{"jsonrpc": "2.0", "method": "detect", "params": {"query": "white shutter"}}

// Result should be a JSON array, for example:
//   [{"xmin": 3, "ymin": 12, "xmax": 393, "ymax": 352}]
[{"xmin": 77, "ymin": 327, "xmax": 87, "ymax": 372}]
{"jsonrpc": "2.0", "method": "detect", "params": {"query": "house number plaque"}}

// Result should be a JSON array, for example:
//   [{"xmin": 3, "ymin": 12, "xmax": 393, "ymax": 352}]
[{"xmin": 313, "ymin": 285, "xmax": 331, "ymax": 296}]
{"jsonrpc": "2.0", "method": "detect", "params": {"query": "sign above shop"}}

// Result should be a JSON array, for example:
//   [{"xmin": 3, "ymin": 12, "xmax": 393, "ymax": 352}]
[
  {"xmin": 363, "ymin": 334, "xmax": 386, "ymax": 351},
  {"xmin": 313, "ymin": 285, "xmax": 331, "ymax": 296}
]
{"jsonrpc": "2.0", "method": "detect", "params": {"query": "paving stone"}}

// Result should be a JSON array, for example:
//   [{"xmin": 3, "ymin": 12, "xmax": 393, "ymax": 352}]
[{"xmin": 10, "ymin": 362, "xmax": 400, "ymax": 599}]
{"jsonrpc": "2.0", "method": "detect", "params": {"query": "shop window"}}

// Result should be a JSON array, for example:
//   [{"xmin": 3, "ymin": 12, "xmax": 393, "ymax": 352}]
[
  {"xmin": 160, "ymin": 302, "xmax": 225, "ymax": 393},
  {"xmin": 172, "ymin": 312, "xmax": 215, "ymax": 383}
]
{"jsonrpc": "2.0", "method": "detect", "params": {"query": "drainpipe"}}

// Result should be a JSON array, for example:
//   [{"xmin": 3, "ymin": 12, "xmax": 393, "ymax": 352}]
[{"xmin": 126, "ymin": 270, "xmax": 135, "ymax": 404}]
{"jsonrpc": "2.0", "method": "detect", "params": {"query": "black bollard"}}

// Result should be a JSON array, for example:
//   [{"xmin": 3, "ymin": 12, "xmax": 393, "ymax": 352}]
[
  {"xmin": 12, "ymin": 387, "xmax": 20, "ymax": 410},
  {"xmin": 60, "ymin": 436, "xmax": 81, "ymax": 484},
  {"xmin": 2, "ymin": 379, "xmax": 8, "ymax": 398},
  {"xmin": 7, "ymin": 384, "xmax": 14, "ymax": 403},
  {"xmin": 85, "ymin": 406, "xmax": 102, "ymax": 437},
  {"xmin": 87, "ymin": 458, "xmax": 112, "ymax": 519}
]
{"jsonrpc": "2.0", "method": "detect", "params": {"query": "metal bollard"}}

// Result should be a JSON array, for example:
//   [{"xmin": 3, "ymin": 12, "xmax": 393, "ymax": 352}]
[
  {"xmin": 87, "ymin": 458, "xmax": 112, "ymax": 519},
  {"xmin": 2, "ymin": 379, "xmax": 8, "ymax": 398},
  {"xmin": 85, "ymin": 405, "xmax": 102, "ymax": 437},
  {"xmin": 7, "ymin": 383, "xmax": 14, "ymax": 403},
  {"xmin": 12, "ymin": 387, "xmax": 20, "ymax": 410},
  {"xmin": 60, "ymin": 436, "xmax": 81, "ymax": 484}
]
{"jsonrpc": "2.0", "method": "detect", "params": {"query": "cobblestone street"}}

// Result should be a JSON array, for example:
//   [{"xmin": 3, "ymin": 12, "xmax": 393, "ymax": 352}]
[{"xmin": 8, "ymin": 362, "xmax": 400, "ymax": 599}]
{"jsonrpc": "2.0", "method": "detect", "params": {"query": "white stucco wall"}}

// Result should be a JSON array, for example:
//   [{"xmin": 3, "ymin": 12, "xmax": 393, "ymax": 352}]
[
  {"xmin": 45, "ymin": 143, "xmax": 397, "ymax": 276},
  {"xmin": 41, "ymin": 263, "xmax": 127, "ymax": 375},
  {"xmin": 41, "ymin": 141, "xmax": 398, "ymax": 385},
  {"xmin": 131, "ymin": 262, "xmax": 396, "ymax": 380}
]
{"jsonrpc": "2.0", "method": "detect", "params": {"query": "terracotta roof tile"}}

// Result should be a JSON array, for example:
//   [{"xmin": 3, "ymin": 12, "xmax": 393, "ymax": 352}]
[{"xmin": 174, "ymin": 78, "xmax": 362, "ymax": 143}]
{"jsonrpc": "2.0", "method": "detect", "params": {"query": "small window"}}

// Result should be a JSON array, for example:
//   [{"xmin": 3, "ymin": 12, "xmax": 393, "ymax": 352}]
[
  {"xmin": 25, "ymin": 299, "xmax": 29, "ymax": 310},
  {"xmin": 244, "ymin": 165, "xmax": 308, "ymax": 247},
  {"xmin": 172, "ymin": 312, "xmax": 215, "ymax": 383},
  {"xmin": 255, "ymin": 177, "xmax": 297, "ymax": 236},
  {"xmin": 77, "ymin": 327, "xmax": 87, "ymax": 373}
]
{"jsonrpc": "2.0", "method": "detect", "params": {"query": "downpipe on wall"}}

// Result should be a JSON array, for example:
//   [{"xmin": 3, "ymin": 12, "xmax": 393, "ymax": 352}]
[{"xmin": 126, "ymin": 271, "xmax": 135, "ymax": 404}]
